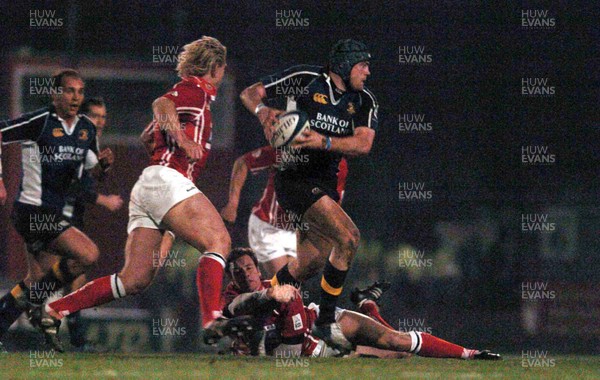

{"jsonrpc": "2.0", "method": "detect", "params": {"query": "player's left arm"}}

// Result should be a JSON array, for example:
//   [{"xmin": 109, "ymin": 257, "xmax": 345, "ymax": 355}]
[
  {"xmin": 293, "ymin": 90, "xmax": 378, "ymax": 156},
  {"xmin": 292, "ymin": 126, "xmax": 375, "ymax": 156}
]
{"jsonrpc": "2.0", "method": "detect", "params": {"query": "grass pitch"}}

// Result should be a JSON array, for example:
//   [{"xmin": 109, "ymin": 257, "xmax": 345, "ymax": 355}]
[{"xmin": 0, "ymin": 353, "xmax": 598, "ymax": 380}]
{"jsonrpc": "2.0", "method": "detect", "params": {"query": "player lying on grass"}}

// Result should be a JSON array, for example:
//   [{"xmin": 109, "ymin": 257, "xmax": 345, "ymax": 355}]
[{"xmin": 222, "ymin": 247, "xmax": 501, "ymax": 360}]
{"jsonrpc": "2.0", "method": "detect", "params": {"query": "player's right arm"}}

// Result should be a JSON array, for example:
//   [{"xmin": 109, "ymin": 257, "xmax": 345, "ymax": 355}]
[
  {"xmin": 220, "ymin": 146, "xmax": 276, "ymax": 223},
  {"xmin": 240, "ymin": 82, "xmax": 281, "ymax": 140},
  {"xmin": 152, "ymin": 96, "xmax": 202, "ymax": 161},
  {"xmin": 241, "ymin": 65, "xmax": 321, "ymax": 140},
  {"xmin": 139, "ymin": 121, "xmax": 156, "ymax": 157},
  {"xmin": 0, "ymin": 109, "xmax": 49, "ymax": 205},
  {"xmin": 225, "ymin": 284, "xmax": 300, "ymax": 317},
  {"xmin": 220, "ymin": 156, "xmax": 248, "ymax": 224}
]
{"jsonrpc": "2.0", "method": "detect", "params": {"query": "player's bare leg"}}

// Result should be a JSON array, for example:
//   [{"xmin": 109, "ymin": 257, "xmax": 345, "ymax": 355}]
[
  {"xmin": 273, "ymin": 229, "xmax": 331, "ymax": 287},
  {"xmin": 336, "ymin": 310, "xmax": 501, "ymax": 360},
  {"xmin": 0, "ymin": 228, "xmax": 99, "ymax": 351},
  {"xmin": 45, "ymin": 227, "xmax": 162, "ymax": 321},
  {"xmin": 161, "ymin": 193, "xmax": 232, "ymax": 336},
  {"xmin": 271, "ymin": 196, "xmax": 359, "ymax": 350},
  {"xmin": 261, "ymin": 255, "xmax": 293, "ymax": 279}
]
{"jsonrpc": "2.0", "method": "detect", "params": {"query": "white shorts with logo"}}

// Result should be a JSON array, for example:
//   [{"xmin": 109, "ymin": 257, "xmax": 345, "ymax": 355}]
[
  {"xmin": 127, "ymin": 165, "xmax": 201, "ymax": 234},
  {"xmin": 248, "ymin": 213, "xmax": 297, "ymax": 263}
]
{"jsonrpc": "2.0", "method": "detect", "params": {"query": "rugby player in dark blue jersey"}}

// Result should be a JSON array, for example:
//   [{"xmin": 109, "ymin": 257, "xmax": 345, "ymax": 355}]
[
  {"xmin": 240, "ymin": 40, "xmax": 378, "ymax": 350},
  {"xmin": 47, "ymin": 97, "xmax": 122, "ymax": 350},
  {"xmin": 0, "ymin": 70, "xmax": 111, "ymax": 351}
]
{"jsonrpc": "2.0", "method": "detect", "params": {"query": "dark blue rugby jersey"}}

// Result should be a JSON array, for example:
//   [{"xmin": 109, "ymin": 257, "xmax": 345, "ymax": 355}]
[
  {"xmin": 261, "ymin": 65, "xmax": 378, "ymax": 180},
  {"xmin": 0, "ymin": 107, "xmax": 99, "ymax": 210}
]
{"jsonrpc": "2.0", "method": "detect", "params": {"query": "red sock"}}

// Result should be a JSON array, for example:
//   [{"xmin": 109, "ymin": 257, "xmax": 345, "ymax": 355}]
[
  {"xmin": 359, "ymin": 300, "xmax": 395, "ymax": 330},
  {"xmin": 412, "ymin": 331, "xmax": 475, "ymax": 359},
  {"xmin": 48, "ymin": 275, "xmax": 123, "ymax": 319},
  {"xmin": 197, "ymin": 253, "xmax": 226, "ymax": 328}
]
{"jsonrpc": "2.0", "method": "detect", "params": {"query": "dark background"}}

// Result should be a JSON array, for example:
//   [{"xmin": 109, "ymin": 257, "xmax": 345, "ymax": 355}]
[{"xmin": 0, "ymin": 1, "xmax": 597, "ymax": 353}]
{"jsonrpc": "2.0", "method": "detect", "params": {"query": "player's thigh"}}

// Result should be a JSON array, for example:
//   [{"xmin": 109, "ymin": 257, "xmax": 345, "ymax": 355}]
[
  {"xmin": 303, "ymin": 196, "xmax": 360, "ymax": 251},
  {"xmin": 261, "ymin": 256, "xmax": 293, "ymax": 278},
  {"xmin": 47, "ymin": 227, "xmax": 99, "ymax": 266},
  {"xmin": 162, "ymin": 193, "xmax": 230, "ymax": 255},
  {"xmin": 119, "ymin": 227, "xmax": 163, "ymax": 294}
]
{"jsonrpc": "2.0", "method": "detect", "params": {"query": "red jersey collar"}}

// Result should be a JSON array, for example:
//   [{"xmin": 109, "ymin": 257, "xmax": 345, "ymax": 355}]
[{"xmin": 185, "ymin": 76, "xmax": 217, "ymax": 96}]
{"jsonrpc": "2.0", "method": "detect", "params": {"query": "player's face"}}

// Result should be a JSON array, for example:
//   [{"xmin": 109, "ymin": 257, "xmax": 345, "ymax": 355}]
[
  {"xmin": 231, "ymin": 255, "xmax": 262, "ymax": 292},
  {"xmin": 87, "ymin": 105, "xmax": 107, "ymax": 136},
  {"xmin": 349, "ymin": 61, "xmax": 370, "ymax": 91},
  {"xmin": 53, "ymin": 76, "xmax": 85, "ymax": 120}
]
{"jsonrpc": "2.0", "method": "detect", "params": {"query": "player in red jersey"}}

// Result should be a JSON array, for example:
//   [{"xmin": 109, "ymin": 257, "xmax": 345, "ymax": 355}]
[
  {"xmin": 220, "ymin": 145, "xmax": 348, "ymax": 277},
  {"xmin": 39, "ymin": 37, "xmax": 246, "ymax": 344},
  {"xmin": 222, "ymin": 248, "xmax": 502, "ymax": 360}
]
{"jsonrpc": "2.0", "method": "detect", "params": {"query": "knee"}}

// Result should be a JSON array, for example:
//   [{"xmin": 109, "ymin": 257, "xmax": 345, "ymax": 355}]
[
  {"xmin": 207, "ymin": 228, "xmax": 231, "ymax": 256},
  {"xmin": 119, "ymin": 272, "xmax": 153, "ymax": 296},
  {"xmin": 338, "ymin": 226, "xmax": 360, "ymax": 256},
  {"xmin": 387, "ymin": 331, "xmax": 411, "ymax": 352},
  {"xmin": 78, "ymin": 243, "xmax": 100, "ymax": 267}
]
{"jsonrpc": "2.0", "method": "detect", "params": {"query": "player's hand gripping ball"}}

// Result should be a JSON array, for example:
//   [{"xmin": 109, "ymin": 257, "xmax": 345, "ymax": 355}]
[{"xmin": 269, "ymin": 110, "xmax": 310, "ymax": 148}]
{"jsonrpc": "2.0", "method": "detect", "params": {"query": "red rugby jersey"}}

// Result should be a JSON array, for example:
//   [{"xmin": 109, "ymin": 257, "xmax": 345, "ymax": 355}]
[{"xmin": 150, "ymin": 76, "xmax": 217, "ymax": 182}]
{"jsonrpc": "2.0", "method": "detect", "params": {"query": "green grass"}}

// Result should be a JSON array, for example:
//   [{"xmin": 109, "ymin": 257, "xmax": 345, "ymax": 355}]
[{"xmin": 0, "ymin": 354, "xmax": 598, "ymax": 380}]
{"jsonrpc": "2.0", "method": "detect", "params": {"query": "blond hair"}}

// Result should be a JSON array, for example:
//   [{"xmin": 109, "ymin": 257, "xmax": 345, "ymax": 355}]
[{"xmin": 176, "ymin": 36, "xmax": 227, "ymax": 78}]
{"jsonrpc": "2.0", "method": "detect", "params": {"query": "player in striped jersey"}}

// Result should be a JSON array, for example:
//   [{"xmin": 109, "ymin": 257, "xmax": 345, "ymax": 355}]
[
  {"xmin": 43, "ymin": 37, "xmax": 253, "ymax": 344},
  {"xmin": 240, "ymin": 39, "xmax": 379, "ymax": 349},
  {"xmin": 0, "ymin": 70, "xmax": 110, "ymax": 350},
  {"xmin": 220, "ymin": 145, "xmax": 348, "ymax": 278}
]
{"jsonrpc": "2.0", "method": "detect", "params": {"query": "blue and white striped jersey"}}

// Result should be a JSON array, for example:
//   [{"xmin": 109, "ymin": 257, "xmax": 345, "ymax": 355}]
[{"xmin": 0, "ymin": 106, "xmax": 99, "ymax": 210}]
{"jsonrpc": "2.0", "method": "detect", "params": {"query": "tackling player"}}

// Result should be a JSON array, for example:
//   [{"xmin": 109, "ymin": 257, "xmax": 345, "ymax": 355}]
[
  {"xmin": 0, "ymin": 70, "xmax": 108, "ymax": 350},
  {"xmin": 240, "ymin": 39, "xmax": 377, "ymax": 348},
  {"xmin": 222, "ymin": 248, "xmax": 501, "ymax": 360},
  {"xmin": 220, "ymin": 145, "xmax": 348, "ymax": 277},
  {"xmin": 41, "ymin": 37, "xmax": 249, "ymax": 343}
]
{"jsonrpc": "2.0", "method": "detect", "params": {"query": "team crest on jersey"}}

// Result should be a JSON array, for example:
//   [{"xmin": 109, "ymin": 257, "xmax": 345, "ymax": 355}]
[
  {"xmin": 52, "ymin": 128, "xmax": 64, "ymax": 137},
  {"xmin": 78, "ymin": 129, "xmax": 89, "ymax": 141},
  {"xmin": 313, "ymin": 93, "xmax": 328, "ymax": 105},
  {"xmin": 347, "ymin": 102, "xmax": 356, "ymax": 115}
]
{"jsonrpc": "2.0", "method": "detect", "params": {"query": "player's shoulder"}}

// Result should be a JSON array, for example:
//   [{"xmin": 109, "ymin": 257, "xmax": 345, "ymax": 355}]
[
  {"xmin": 262, "ymin": 64, "xmax": 323, "ymax": 85},
  {"xmin": 285, "ymin": 64, "xmax": 323, "ymax": 76},
  {"xmin": 360, "ymin": 86, "xmax": 378, "ymax": 108},
  {"xmin": 78, "ymin": 114, "xmax": 96, "ymax": 129},
  {"xmin": 24, "ymin": 107, "xmax": 52, "ymax": 119}
]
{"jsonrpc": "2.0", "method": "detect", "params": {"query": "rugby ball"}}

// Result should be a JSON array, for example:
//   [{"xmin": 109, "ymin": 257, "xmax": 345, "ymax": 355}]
[{"xmin": 269, "ymin": 110, "xmax": 310, "ymax": 148}]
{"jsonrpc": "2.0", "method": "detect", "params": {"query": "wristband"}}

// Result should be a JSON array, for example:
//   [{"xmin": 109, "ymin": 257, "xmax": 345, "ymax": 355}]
[
  {"xmin": 254, "ymin": 102, "xmax": 266, "ymax": 115},
  {"xmin": 325, "ymin": 136, "xmax": 332, "ymax": 151}
]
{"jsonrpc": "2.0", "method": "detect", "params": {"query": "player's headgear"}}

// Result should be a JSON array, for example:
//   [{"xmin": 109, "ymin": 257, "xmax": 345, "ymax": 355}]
[{"xmin": 328, "ymin": 39, "xmax": 371, "ymax": 81}]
